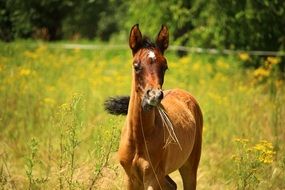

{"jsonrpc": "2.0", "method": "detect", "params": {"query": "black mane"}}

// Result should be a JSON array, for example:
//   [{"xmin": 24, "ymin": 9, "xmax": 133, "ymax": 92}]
[{"xmin": 141, "ymin": 36, "xmax": 156, "ymax": 49}]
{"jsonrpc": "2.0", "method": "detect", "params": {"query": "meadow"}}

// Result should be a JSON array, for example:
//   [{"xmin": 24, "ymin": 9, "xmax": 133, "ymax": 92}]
[{"xmin": 0, "ymin": 41, "xmax": 284, "ymax": 189}]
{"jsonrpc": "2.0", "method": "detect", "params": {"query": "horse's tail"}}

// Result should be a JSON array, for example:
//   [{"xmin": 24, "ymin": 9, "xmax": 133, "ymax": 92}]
[{"xmin": 104, "ymin": 96, "xmax": 130, "ymax": 115}]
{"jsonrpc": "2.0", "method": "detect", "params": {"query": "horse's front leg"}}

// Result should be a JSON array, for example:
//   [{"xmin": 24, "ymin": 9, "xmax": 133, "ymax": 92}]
[
  {"xmin": 144, "ymin": 177, "xmax": 165, "ymax": 190},
  {"xmin": 143, "ymin": 168, "xmax": 166, "ymax": 190},
  {"xmin": 126, "ymin": 177, "xmax": 135, "ymax": 190},
  {"xmin": 125, "ymin": 176, "xmax": 144, "ymax": 190},
  {"xmin": 143, "ymin": 174, "xmax": 177, "ymax": 190}
]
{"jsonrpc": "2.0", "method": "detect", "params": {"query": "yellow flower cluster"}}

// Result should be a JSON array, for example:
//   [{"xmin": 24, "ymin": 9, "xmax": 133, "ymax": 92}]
[
  {"xmin": 19, "ymin": 68, "xmax": 31, "ymax": 76},
  {"xmin": 192, "ymin": 63, "xmax": 200, "ymax": 71},
  {"xmin": 233, "ymin": 138, "xmax": 275, "ymax": 165},
  {"xmin": 179, "ymin": 56, "xmax": 191, "ymax": 65},
  {"xmin": 217, "ymin": 59, "xmax": 229, "ymax": 69},
  {"xmin": 234, "ymin": 138, "xmax": 249, "ymax": 144},
  {"xmin": 253, "ymin": 67, "xmax": 270, "ymax": 78},
  {"xmin": 253, "ymin": 140, "xmax": 275, "ymax": 164},
  {"xmin": 239, "ymin": 52, "xmax": 250, "ymax": 61},
  {"xmin": 266, "ymin": 56, "xmax": 280, "ymax": 66},
  {"xmin": 43, "ymin": 98, "xmax": 56, "ymax": 106},
  {"xmin": 208, "ymin": 91, "xmax": 229, "ymax": 106},
  {"xmin": 253, "ymin": 56, "xmax": 281, "ymax": 80},
  {"xmin": 60, "ymin": 103, "xmax": 71, "ymax": 112}
]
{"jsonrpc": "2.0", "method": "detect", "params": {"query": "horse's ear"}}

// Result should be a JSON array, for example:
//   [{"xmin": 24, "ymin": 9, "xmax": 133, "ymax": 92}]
[
  {"xmin": 156, "ymin": 25, "xmax": 169, "ymax": 54},
  {"xmin": 129, "ymin": 24, "xmax": 142, "ymax": 55}
]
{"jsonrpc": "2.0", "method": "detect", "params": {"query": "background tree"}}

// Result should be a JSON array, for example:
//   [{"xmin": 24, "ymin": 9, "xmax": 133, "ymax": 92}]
[
  {"xmin": 1, "ymin": 0, "xmax": 285, "ymax": 63},
  {"xmin": 63, "ymin": 0, "xmax": 123, "ymax": 40}
]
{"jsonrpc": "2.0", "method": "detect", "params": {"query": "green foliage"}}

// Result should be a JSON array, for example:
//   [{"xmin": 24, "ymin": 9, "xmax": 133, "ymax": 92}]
[
  {"xmin": 26, "ymin": 0, "xmax": 76, "ymax": 40},
  {"xmin": 25, "ymin": 138, "xmax": 48, "ymax": 189},
  {"xmin": 0, "ymin": 0, "xmax": 33, "ymax": 41},
  {"xmin": 63, "ymin": 0, "xmax": 123, "ymax": 40},
  {"xmin": 0, "ymin": 0, "xmax": 75, "ymax": 41},
  {"xmin": 56, "ymin": 94, "xmax": 84, "ymax": 189},
  {"xmin": 1, "ymin": 0, "xmax": 284, "ymax": 51}
]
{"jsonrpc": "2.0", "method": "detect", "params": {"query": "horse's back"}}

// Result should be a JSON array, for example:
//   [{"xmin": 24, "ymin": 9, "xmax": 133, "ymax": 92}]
[{"xmin": 161, "ymin": 88, "xmax": 203, "ymax": 173}]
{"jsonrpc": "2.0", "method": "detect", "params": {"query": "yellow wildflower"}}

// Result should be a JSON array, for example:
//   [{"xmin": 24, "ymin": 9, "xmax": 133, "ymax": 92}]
[
  {"xmin": 217, "ymin": 60, "xmax": 229, "ymax": 69},
  {"xmin": 60, "ymin": 103, "xmax": 71, "ymax": 112},
  {"xmin": 111, "ymin": 56, "xmax": 120, "ymax": 64},
  {"xmin": 192, "ymin": 63, "xmax": 200, "ymax": 71},
  {"xmin": 208, "ymin": 92, "xmax": 228, "ymax": 105},
  {"xmin": 239, "ymin": 52, "xmax": 250, "ymax": 61},
  {"xmin": 206, "ymin": 64, "xmax": 213, "ymax": 73},
  {"xmin": 19, "ymin": 68, "xmax": 31, "ymax": 76},
  {"xmin": 214, "ymin": 73, "xmax": 227, "ymax": 82},
  {"xmin": 179, "ymin": 56, "xmax": 191, "ymax": 65},
  {"xmin": 43, "ymin": 98, "xmax": 56, "ymax": 106},
  {"xmin": 267, "ymin": 57, "xmax": 280, "ymax": 65},
  {"xmin": 73, "ymin": 47, "xmax": 80, "ymax": 53},
  {"xmin": 238, "ymin": 85, "xmax": 247, "ymax": 92},
  {"xmin": 35, "ymin": 44, "xmax": 47, "ymax": 54},
  {"xmin": 231, "ymin": 154, "xmax": 241, "ymax": 162},
  {"xmin": 23, "ymin": 51, "xmax": 38, "ymax": 59},
  {"xmin": 253, "ymin": 140, "xmax": 275, "ymax": 164},
  {"xmin": 200, "ymin": 79, "xmax": 205, "ymax": 85},
  {"xmin": 253, "ymin": 67, "xmax": 269, "ymax": 78},
  {"xmin": 234, "ymin": 138, "xmax": 249, "ymax": 144}
]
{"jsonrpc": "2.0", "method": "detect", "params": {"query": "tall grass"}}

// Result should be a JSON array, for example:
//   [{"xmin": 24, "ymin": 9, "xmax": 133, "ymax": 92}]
[{"xmin": 0, "ymin": 41, "xmax": 284, "ymax": 189}]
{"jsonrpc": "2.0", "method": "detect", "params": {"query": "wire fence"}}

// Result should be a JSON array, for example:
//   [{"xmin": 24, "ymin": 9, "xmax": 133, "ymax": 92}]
[{"xmin": 46, "ymin": 43, "xmax": 285, "ymax": 57}]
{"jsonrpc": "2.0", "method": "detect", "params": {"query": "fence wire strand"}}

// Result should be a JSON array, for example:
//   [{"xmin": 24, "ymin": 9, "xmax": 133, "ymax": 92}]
[{"xmin": 38, "ymin": 43, "xmax": 285, "ymax": 57}]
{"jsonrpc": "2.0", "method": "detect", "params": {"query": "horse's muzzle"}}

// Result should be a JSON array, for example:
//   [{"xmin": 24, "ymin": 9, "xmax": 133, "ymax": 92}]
[{"xmin": 142, "ymin": 89, "xmax": 163, "ymax": 111}]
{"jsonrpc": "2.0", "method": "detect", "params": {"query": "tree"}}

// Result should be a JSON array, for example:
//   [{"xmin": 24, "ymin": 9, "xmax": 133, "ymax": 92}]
[{"xmin": 25, "ymin": 0, "xmax": 76, "ymax": 40}]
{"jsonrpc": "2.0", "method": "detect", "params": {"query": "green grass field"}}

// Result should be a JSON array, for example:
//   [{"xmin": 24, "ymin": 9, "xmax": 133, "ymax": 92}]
[{"xmin": 0, "ymin": 41, "xmax": 284, "ymax": 189}]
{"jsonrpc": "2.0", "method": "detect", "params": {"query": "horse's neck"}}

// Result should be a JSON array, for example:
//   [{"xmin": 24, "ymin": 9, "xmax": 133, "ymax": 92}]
[{"xmin": 127, "ymin": 82, "xmax": 156, "ymax": 146}]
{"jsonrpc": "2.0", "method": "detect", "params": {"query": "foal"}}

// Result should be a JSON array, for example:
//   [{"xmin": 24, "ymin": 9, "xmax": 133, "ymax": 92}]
[{"xmin": 105, "ymin": 24, "xmax": 203, "ymax": 190}]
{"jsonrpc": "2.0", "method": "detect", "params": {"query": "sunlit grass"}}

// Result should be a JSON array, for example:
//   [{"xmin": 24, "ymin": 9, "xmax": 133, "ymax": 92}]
[{"xmin": 0, "ymin": 41, "xmax": 284, "ymax": 189}]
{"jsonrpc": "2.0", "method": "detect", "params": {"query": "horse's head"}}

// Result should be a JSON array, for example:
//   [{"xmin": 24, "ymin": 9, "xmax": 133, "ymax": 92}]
[{"xmin": 129, "ymin": 24, "xmax": 169, "ymax": 111}]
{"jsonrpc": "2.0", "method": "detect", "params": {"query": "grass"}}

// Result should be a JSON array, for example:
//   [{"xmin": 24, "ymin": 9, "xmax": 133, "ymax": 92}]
[{"xmin": 0, "ymin": 41, "xmax": 284, "ymax": 189}]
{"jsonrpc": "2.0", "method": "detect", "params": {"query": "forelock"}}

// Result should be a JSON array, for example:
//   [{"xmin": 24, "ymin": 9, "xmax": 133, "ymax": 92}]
[{"xmin": 141, "ymin": 36, "xmax": 156, "ymax": 49}]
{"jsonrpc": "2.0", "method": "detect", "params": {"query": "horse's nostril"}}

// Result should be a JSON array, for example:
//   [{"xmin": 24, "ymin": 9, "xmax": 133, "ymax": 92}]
[
  {"xmin": 146, "ymin": 89, "xmax": 151, "ymax": 96},
  {"xmin": 158, "ymin": 91, "xmax": 164, "ymax": 100}
]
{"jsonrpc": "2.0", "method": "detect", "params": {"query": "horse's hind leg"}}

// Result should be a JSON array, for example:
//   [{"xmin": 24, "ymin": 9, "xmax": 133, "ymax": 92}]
[
  {"xmin": 165, "ymin": 175, "xmax": 177, "ymax": 190},
  {"xmin": 179, "ymin": 163, "xmax": 197, "ymax": 190},
  {"xmin": 179, "ymin": 134, "xmax": 202, "ymax": 189}
]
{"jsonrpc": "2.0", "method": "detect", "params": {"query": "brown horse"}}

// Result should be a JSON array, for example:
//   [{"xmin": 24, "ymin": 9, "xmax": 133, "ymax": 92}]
[{"xmin": 104, "ymin": 24, "xmax": 203, "ymax": 190}]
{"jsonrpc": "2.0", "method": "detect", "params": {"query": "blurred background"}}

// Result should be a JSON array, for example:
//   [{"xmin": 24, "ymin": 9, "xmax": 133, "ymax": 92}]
[
  {"xmin": 0, "ymin": 0, "xmax": 285, "ymax": 189},
  {"xmin": 1, "ymin": 0, "xmax": 285, "ymax": 51}
]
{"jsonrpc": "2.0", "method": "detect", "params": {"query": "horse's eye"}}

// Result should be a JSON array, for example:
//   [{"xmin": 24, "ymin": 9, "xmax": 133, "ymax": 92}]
[{"xmin": 134, "ymin": 63, "xmax": 142, "ymax": 73}]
